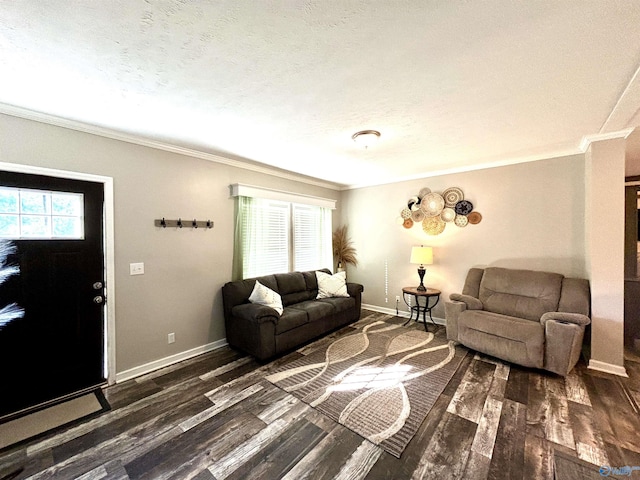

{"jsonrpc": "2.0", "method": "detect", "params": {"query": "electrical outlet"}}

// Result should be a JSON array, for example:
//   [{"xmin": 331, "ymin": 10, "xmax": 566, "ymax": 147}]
[
  {"xmin": 168, "ymin": 332, "xmax": 175, "ymax": 344},
  {"xmin": 396, "ymin": 295, "xmax": 400, "ymax": 302}
]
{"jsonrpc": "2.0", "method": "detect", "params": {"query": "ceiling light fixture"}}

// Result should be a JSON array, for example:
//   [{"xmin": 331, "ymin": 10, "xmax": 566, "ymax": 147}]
[{"xmin": 352, "ymin": 130, "xmax": 381, "ymax": 149}]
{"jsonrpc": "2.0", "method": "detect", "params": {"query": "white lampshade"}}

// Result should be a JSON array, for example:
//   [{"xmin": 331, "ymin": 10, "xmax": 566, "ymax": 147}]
[{"xmin": 410, "ymin": 246, "xmax": 433, "ymax": 265}]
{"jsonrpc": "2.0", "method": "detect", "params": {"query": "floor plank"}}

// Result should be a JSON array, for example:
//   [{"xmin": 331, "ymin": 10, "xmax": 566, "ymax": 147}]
[
  {"xmin": 522, "ymin": 434, "xmax": 554, "ymax": 480},
  {"xmin": 487, "ymin": 399, "xmax": 526, "ymax": 480},
  {"xmin": 446, "ymin": 359, "xmax": 496, "ymax": 424},
  {"xmin": 1, "ymin": 309, "xmax": 639, "ymax": 480},
  {"xmin": 410, "ymin": 412, "xmax": 477, "ymax": 479}
]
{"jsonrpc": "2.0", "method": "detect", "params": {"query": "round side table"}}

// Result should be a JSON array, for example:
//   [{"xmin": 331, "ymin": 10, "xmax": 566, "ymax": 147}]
[{"xmin": 402, "ymin": 286, "xmax": 441, "ymax": 331}]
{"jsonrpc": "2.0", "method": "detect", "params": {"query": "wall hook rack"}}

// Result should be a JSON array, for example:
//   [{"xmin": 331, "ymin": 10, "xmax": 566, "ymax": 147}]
[{"xmin": 154, "ymin": 218, "xmax": 214, "ymax": 229}]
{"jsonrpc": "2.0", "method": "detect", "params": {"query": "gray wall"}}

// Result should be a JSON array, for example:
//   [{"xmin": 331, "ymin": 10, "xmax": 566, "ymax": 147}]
[
  {"xmin": 340, "ymin": 155, "xmax": 587, "ymax": 320},
  {"xmin": 0, "ymin": 113, "xmax": 341, "ymax": 374},
  {"xmin": 3, "ymin": 111, "xmax": 627, "ymax": 376}
]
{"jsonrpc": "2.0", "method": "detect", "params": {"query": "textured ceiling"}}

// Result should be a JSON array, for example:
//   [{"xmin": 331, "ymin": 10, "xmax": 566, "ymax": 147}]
[{"xmin": 1, "ymin": 1, "xmax": 640, "ymax": 188}]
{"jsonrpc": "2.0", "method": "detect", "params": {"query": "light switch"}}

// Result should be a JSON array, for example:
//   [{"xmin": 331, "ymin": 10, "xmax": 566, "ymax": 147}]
[{"xmin": 130, "ymin": 262, "xmax": 145, "ymax": 275}]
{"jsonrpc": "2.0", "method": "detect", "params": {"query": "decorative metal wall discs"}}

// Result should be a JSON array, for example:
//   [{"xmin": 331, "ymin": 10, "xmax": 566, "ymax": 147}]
[
  {"xmin": 440, "ymin": 207, "xmax": 456, "ymax": 222},
  {"xmin": 420, "ymin": 192, "xmax": 445, "ymax": 216},
  {"xmin": 408, "ymin": 196, "xmax": 420, "ymax": 211},
  {"xmin": 454, "ymin": 200, "xmax": 473, "ymax": 215},
  {"xmin": 418, "ymin": 187, "xmax": 431, "ymax": 199},
  {"xmin": 422, "ymin": 216, "xmax": 446, "ymax": 235},
  {"xmin": 398, "ymin": 186, "xmax": 482, "ymax": 234},
  {"xmin": 467, "ymin": 211, "xmax": 482, "ymax": 224},
  {"xmin": 442, "ymin": 187, "xmax": 464, "ymax": 207},
  {"xmin": 454, "ymin": 215, "xmax": 469, "ymax": 227},
  {"xmin": 411, "ymin": 209, "xmax": 425, "ymax": 222}
]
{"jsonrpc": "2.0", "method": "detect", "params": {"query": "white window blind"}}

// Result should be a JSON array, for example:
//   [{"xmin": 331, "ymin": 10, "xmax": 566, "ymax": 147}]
[
  {"xmin": 233, "ymin": 194, "xmax": 333, "ymax": 280},
  {"xmin": 293, "ymin": 203, "xmax": 331, "ymax": 272},
  {"xmin": 240, "ymin": 198, "xmax": 290, "ymax": 278}
]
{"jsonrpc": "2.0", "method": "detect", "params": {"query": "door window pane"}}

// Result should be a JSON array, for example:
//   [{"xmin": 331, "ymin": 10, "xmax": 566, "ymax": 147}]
[
  {"xmin": 0, "ymin": 189, "xmax": 19, "ymax": 213},
  {"xmin": 0, "ymin": 214, "xmax": 19, "ymax": 237},
  {"xmin": 52, "ymin": 193, "xmax": 82, "ymax": 216},
  {"xmin": 0, "ymin": 187, "xmax": 84, "ymax": 239},
  {"xmin": 53, "ymin": 216, "xmax": 82, "ymax": 238},
  {"xmin": 20, "ymin": 191, "xmax": 51, "ymax": 215},
  {"xmin": 20, "ymin": 216, "xmax": 50, "ymax": 237}
]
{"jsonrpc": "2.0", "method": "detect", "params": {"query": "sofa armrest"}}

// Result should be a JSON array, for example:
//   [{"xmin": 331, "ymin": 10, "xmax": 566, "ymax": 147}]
[
  {"xmin": 540, "ymin": 311, "xmax": 590, "ymax": 327},
  {"xmin": 444, "ymin": 300, "xmax": 466, "ymax": 341},
  {"xmin": 347, "ymin": 282, "xmax": 364, "ymax": 297},
  {"xmin": 543, "ymin": 318, "xmax": 588, "ymax": 375},
  {"xmin": 346, "ymin": 282, "xmax": 364, "ymax": 318},
  {"xmin": 449, "ymin": 293, "xmax": 483, "ymax": 310},
  {"xmin": 231, "ymin": 303, "xmax": 280, "ymax": 324}
]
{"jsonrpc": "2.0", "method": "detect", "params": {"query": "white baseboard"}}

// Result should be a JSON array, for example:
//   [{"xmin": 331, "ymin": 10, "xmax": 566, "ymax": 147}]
[
  {"xmin": 115, "ymin": 338, "xmax": 228, "ymax": 383},
  {"xmin": 587, "ymin": 359, "xmax": 629, "ymax": 377},
  {"xmin": 361, "ymin": 303, "xmax": 446, "ymax": 325},
  {"xmin": 114, "ymin": 303, "xmax": 448, "ymax": 384}
]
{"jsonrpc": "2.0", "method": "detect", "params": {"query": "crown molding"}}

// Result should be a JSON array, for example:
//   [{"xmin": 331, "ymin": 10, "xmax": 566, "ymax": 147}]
[
  {"xmin": 599, "ymin": 60, "xmax": 640, "ymax": 133},
  {"xmin": 4, "ymin": 103, "xmax": 636, "ymax": 193},
  {"xmin": 343, "ymin": 147, "xmax": 584, "ymax": 190},
  {"xmin": 579, "ymin": 128, "xmax": 635, "ymax": 151},
  {"xmin": 344, "ymin": 129, "xmax": 638, "ymax": 191},
  {"xmin": 0, "ymin": 103, "xmax": 343, "ymax": 192}
]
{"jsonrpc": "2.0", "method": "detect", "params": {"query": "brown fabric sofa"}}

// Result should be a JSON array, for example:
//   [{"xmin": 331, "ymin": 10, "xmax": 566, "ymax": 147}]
[
  {"xmin": 222, "ymin": 268, "xmax": 364, "ymax": 361},
  {"xmin": 445, "ymin": 267, "xmax": 591, "ymax": 376}
]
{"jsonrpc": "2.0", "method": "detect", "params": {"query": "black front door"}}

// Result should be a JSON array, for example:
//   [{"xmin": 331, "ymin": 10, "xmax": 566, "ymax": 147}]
[{"xmin": 0, "ymin": 170, "xmax": 106, "ymax": 419}]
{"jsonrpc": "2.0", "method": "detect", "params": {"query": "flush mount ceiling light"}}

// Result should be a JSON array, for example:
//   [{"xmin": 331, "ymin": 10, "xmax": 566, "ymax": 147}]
[{"xmin": 352, "ymin": 130, "xmax": 381, "ymax": 149}]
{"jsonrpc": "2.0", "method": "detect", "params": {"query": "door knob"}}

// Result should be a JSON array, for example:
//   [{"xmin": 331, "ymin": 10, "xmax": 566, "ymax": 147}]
[{"xmin": 93, "ymin": 296, "xmax": 104, "ymax": 304}]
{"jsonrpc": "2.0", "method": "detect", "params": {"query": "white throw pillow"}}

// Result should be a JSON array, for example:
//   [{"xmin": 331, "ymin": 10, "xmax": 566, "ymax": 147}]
[
  {"xmin": 316, "ymin": 270, "xmax": 349, "ymax": 299},
  {"xmin": 248, "ymin": 281, "xmax": 283, "ymax": 315}
]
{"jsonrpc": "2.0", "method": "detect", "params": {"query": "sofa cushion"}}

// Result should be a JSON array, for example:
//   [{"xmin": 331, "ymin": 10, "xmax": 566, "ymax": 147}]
[
  {"xmin": 479, "ymin": 267, "xmax": 563, "ymax": 321},
  {"xmin": 302, "ymin": 269, "xmax": 326, "ymax": 296},
  {"xmin": 276, "ymin": 307, "xmax": 309, "ymax": 334},
  {"xmin": 318, "ymin": 296, "xmax": 356, "ymax": 313},
  {"xmin": 558, "ymin": 277, "xmax": 590, "ymax": 316},
  {"xmin": 276, "ymin": 272, "xmax": 313, "ymax": 306},
  {"xmin": 461, "ymin": 267, "xmax": 485, "ymax": 298},
  {"xmin": 316, "ymin": 271, "xmax": 349, "ymax": 298},
  {"xmin": 249, "ymin": 280, "xmax": 283, "ymax": 315},
  {"xmin": 458, "ymin": 310, "xmax": 544, "ymax": 368},
  {"xmin": 288, "ymin": 300, "xmax": 335, "ymax": 322}
]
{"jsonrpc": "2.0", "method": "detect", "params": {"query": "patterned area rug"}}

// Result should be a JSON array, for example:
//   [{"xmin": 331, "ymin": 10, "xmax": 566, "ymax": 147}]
[{"xmin": 265, "ymin": 317, "xmax": 467, "ymax": 458}]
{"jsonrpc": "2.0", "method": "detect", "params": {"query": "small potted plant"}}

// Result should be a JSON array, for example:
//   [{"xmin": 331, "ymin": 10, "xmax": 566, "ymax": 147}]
[{"xmin": 333, "ymin": 225, "xmax": 358, "ymax": 275}]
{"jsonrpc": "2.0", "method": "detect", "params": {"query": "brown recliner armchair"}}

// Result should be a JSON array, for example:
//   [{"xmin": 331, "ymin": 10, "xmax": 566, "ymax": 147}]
[{"xmin": 445, "ymin": 267, "xmax": 591, "ymax": 376}]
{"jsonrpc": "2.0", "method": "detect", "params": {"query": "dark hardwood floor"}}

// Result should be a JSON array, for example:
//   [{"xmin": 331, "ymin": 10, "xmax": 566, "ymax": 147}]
[{"xmin": 1, "ymin": 309, "xmax": 640, "ymax": 480}]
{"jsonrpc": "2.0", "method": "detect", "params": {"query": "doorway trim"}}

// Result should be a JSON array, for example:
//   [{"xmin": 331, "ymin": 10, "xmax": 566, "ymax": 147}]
[{"xmin": 0, "ymin": 161, "xmax": 116, "ymax": 386}]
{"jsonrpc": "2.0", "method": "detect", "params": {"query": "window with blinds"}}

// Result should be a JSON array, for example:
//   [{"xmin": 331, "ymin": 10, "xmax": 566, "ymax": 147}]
[
  {"xmin": 237, "ymin": 196, "xmax": 332, "ymax": 279},
  {"xmin": 240, "ymin": 199, "xmax": 290, "ymax": 278},
  {"xmin": 293, "ymin": 204, "xmax": 325, "ymax": 272}
]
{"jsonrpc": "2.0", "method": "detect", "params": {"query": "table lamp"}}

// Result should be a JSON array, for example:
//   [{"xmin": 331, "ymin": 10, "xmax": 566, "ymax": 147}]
[{"xmin": 410, "ymin": 245, "xmax": 433, "ymax": 291}]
